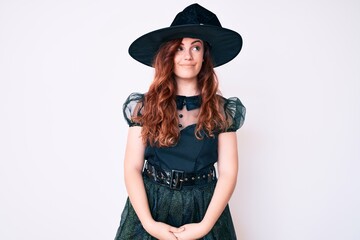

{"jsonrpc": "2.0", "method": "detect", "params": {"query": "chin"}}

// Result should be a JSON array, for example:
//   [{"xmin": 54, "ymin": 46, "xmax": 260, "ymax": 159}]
[
  {"xmin": 174, "ymin": 71, "xmax": 200, "ymax": 80},
  {"xmin": 175, "ymin": 75, "xmax": 198, "ymax": 81}
]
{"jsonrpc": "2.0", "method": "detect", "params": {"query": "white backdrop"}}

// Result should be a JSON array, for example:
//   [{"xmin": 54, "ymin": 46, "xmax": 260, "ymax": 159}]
[{"xmin": 1, "ymin": 0, "xmax": 359, "ymax": 239}]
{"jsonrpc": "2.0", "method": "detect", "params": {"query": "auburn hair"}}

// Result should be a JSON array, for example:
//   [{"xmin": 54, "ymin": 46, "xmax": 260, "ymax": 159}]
[{"xmin": 135, "ymin": 38, "xmax": 227, "ymax": 147}]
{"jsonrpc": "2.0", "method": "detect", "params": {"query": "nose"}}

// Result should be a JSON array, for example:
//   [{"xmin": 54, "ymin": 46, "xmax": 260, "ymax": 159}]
[{"xmin": 183, "ymin": 49, "xmax": 193, "ymax": 60}]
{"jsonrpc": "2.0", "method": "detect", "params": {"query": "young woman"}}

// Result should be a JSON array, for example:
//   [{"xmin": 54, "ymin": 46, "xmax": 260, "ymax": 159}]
[{"xmin": 115, "ymin": 4, "xmax": 246, "ymax": 240}]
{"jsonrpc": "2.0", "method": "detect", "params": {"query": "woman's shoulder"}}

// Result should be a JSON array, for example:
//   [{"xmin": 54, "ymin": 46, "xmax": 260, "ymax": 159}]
[
  {"xmin": 125, "ymin": 92, "xmax": 145, "ymax": 102},
  {"xmin": 123, "ymin": 92, "xmax": 145, "ymax": 127},
  {"xmin": 216, "ymin": 94, "xmax": 246, "ymax": 132},
  {"xmin": 217, "ymin": 94, "xmax": 242, "ymax": 104}
]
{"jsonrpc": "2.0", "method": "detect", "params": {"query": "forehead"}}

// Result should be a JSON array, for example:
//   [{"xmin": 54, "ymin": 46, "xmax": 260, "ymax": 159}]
[{"xmin": 180, "ymin": 37, "xmax": 203, "ymax": 45}]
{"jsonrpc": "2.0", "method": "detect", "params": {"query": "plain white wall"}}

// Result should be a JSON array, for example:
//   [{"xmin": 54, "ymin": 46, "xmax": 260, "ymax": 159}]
[{"xmin": 1, "ymin": 0, "xmax": 359, "ymax": 239}]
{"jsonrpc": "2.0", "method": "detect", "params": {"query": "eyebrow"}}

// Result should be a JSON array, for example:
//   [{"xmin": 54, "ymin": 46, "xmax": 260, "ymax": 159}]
[
  {"xmin": 191, "ymin": 40, "xmax": 203, "ymax": 45},
  {"xmin": 180, "ymin": 40, "xmax": 203, "ymax": 45}
]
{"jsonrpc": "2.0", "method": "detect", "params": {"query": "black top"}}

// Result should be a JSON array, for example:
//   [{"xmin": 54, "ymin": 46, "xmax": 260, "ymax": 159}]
[{"xmin": 123, "ymin": 93, "xmax": 246, "ymax": 172}]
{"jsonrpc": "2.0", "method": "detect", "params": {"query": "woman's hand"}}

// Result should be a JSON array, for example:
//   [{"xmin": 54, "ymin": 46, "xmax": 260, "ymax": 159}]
[
  {"xmin": 172, "ymin": 222, "xmax": 210, "ymax": 240},
  {"xmin": 144, "ymin": 220, "xmax": 184, "ymax": 240}
]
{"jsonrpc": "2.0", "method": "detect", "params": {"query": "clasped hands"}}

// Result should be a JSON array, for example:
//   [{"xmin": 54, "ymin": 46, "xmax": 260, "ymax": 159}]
[{"xmin": 145, "ymin": 221, "xmax": 208, "ymax": 240}]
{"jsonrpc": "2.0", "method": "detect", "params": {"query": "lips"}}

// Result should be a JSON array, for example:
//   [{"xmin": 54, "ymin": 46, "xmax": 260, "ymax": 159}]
[{"xmin": 179, "ymin": 64, "xmax": 195, "ymax": 67}]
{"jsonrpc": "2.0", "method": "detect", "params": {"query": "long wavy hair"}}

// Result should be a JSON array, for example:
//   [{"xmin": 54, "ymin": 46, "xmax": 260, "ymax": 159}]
[{"xmin": 135, "ymin": 38, "xmax": 227, "ymax": 147}]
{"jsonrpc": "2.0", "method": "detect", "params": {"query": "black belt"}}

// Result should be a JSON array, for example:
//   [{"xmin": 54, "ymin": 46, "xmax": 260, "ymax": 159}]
[{"xmin": 143, "ymin": 161, "xmax": 217, "ymax": 190}]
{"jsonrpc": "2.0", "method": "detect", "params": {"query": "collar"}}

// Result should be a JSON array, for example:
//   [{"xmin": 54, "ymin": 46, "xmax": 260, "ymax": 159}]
[{"xmin": 176, "ymin": 95, "xmax": 201, "ymax": 110}]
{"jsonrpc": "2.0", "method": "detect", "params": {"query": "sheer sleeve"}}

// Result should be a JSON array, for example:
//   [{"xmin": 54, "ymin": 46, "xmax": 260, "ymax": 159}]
[
  {"xmin": 122, "ymin": 92, "xmax": 145, "ymax": 127},
  {"xmin": 222, "ymin": 96, "xmax": 246, "ymax": 132}
]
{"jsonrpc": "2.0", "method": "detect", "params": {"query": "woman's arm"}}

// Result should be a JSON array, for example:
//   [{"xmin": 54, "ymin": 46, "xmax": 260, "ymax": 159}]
[
  {"xmin": 202, "ymin": 131, "xmax": 239, "ymax": 228},
  {"xmin": 123, "ymin": 126, "xmax": 182, "ymax": 239},
  {"xmin": 173, "ymin": 131, "xmax": 238, "ymax": 239}
]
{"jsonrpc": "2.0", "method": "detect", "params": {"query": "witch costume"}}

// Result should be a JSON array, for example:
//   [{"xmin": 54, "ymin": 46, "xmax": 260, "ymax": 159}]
[{"xmin": 115, "ymin": 4, "xmax": 246, "ymax": 240}]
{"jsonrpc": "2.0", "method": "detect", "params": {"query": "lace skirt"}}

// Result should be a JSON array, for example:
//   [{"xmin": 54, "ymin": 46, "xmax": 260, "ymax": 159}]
[{"xmin": 114, "ymin": 176, "xmax": 237, "ymax": 240}]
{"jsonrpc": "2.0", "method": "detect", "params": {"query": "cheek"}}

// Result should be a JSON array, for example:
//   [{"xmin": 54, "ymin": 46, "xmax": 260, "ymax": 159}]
[
  {"xmin": 173, "ymin": 54, "xmax": 181, "ymax": 64},
  {"xmin": 196, "ymin": 63, "xmax": 203, "ymax": 73},
  {"xmin": 196, "ymin": 54, "xmax": 204, "ymax": 68},
  {"xmin": 196, "ymin": 51, "xmax": 204, "ymax": 63}
]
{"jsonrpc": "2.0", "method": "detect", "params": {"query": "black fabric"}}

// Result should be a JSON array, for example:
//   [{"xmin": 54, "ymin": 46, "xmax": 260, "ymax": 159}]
[
  {"xmin": 122, "ymin": 92, "xmax": 144, "ymax": 127},
  {"xmin": 128, "ymin": 4, "xmax": 242, "ymax": 68},
  {"xmin": 176, "ymin": 95, "xmax": 201, "ymax": 110},
  {"xmin": 122, "ymin": 92, "xmax": 245, "ymax": 172},
  {"xmin": 171, "ymin": 3, "xmax": 222, "ymax": 27},
  {"xmin": 123, "ymin": 92, "xmax": 245, "ymax": 131},
  {"xmin": 116, "ymin": 92, "xmax": 245, "ymax": 239},
  {"xmin": 145, "ymin": 124, "xmax": 217, "ymax": 172},
  {"xmin": 143, "ymin": 161, "xmax": 217, "ymax": 190},
  {"xmin": 114, "ymin": 177, "xmax": 237, "ymax": 240}
]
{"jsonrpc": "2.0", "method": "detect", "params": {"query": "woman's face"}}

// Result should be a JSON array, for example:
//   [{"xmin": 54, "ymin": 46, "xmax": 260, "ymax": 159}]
[{"xmin": 173, "ymin": 38, "xmax": 204, "ymax": 82}]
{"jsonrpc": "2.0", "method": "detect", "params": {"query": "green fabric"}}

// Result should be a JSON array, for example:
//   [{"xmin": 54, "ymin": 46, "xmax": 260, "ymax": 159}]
[{"xmin": 114, "ymin": 177, "xmax": 237, "ymax": 240}]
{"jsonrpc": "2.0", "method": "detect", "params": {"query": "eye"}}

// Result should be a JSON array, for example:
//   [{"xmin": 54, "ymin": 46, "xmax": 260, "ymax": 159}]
[
  {"xmin": 177, "ymin": 46, "xmax": 184, "ymax": 51},
  {"xmin": 192, "ymin": 46, "xmax": 201, "ymax": 51}
]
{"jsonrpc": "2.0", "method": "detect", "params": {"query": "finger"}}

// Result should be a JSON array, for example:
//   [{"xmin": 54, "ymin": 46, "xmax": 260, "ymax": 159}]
[{"xmin": 170, "ymin": 232, "xmax": 180, "ymax": 240}]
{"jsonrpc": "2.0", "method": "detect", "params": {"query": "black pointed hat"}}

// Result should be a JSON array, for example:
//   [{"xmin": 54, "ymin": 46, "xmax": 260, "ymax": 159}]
[{"xmin": 128, "ymin": 3, "xmax": 243, "ymax": 67}]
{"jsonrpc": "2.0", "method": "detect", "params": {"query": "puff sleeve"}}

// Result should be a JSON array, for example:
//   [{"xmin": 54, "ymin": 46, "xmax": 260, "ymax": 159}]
[
  {"xmin": 223, "ymin": 96, "xmax": 246, "ymax": 132},
  {"xmin": 122, "ymin": 92, "xmax": 145, "ymax": 127}
]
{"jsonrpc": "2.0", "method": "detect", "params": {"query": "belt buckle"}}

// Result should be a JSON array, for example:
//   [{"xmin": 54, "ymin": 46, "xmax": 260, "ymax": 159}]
[{"xmin": 170, "ymin": 169, "xmax": 184, "ymax": 190}]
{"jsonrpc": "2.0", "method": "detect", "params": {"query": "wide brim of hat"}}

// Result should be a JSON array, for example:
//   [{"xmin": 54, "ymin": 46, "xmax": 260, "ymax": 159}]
[{"xmin": 128, "ymin": 24, "xmax": 242, "ymax": 68}]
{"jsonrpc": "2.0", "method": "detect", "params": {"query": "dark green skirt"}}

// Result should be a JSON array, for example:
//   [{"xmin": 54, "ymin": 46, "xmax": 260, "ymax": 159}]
[{"xmin": 114, "ymin": 176, "xmax": 237, "ymax": 240}]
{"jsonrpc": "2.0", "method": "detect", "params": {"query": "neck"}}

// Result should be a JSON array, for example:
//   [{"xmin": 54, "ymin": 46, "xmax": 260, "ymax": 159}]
[{"xmin": 176, "ymin": 78, "xmax": 199, "ymax": 96}]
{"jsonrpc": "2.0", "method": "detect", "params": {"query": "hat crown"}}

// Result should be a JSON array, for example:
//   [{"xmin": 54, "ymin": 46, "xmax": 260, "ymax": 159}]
[{"xmin": 170, "ymin": 3, "xmax": 222, "ymax": 27}]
